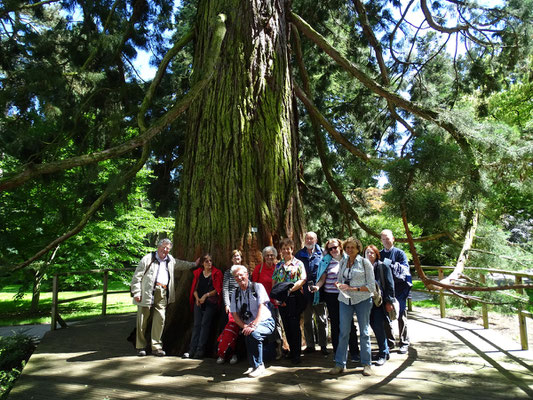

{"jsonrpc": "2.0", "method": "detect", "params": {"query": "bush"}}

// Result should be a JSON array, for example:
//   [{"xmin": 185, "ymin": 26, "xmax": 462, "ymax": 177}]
[{"xmin": 0, "ymin": 334, "xmax": 36, "ymax": 399}]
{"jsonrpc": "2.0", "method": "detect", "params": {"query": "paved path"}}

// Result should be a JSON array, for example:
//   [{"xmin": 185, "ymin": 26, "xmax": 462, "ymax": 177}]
[{"xmin": 7, "ymin": 311, "xmax": 533, "ymax": 399}]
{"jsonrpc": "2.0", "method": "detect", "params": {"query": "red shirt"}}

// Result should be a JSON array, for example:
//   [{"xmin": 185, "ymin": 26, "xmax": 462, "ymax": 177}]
[{"xmin": 252, "ymin": 262, "xmax": 276, "ymax": 302}]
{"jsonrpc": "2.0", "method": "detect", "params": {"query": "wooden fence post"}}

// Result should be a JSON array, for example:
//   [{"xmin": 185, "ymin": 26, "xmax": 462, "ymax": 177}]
[
  {"xmin": 51, "ymin": 274, "xmax": 59, "ymax": 331},
  {"xmin": 480, "ymin": 274, "xmax": 489, "ymax": 329},
  {"xmin": 102, "ymin": 270, "xmax": 109, "ymax": 316},
  {"xmin": 516, "ymin": 275, "xmax": 528, "ymax": 350},
  {"xmin": 438, "ymin": 267, "xmax": 446, "ymax": 318}
]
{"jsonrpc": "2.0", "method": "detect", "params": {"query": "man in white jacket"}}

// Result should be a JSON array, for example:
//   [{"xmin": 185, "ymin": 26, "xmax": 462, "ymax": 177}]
[{"xmin": 131, "ymin": 238, "xmax": 195, "ymax": 356}]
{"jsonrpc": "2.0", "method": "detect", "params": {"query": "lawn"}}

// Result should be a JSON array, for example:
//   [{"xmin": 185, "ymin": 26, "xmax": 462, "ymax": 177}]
[{"xmin": 0, "ymin": 283, "xmax": 136, "ymax": 326}]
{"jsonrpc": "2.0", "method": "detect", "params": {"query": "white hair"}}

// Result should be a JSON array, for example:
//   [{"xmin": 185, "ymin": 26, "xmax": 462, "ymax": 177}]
[
  {"xmin": 158, "ymin": 238, "xmax": 173, "ymax": 247},
  {"xmin": 262, "ymin": 246, "xmax": 278, "ymax": 258},
  {"xmin": 380, "ymin": 229, "xmax": 394, "ymax": 238},
  {"xmin": 230, "ymin": 265, "xmax": 248, "ymax": 275},
  {"xmin": 305, "ymin": 232, "xmax": 318, "ymax": 240}
]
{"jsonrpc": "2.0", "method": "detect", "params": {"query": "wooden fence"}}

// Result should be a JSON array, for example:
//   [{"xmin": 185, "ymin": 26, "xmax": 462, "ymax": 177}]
[
  {"xmin": 407, "ymin": 265, "xmax": 533, "ymax": 350},
  {"xmin": 50, "ymin": 268, "xmax": 135, "ymax": 331}
]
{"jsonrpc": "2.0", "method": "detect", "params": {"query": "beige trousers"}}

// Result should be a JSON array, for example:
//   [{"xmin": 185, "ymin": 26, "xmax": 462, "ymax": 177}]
[{"xmin": 136, "ymin": 285, "xmax": 167, "ymax": 350}]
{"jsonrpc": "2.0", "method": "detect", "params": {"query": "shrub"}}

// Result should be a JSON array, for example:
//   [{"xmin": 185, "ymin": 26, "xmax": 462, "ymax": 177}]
[{"xmin": 0, "ymin": 334, "xmax": 36, "ymax": 399}]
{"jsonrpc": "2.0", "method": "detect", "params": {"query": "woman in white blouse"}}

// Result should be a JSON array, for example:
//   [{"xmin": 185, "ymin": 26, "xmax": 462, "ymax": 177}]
[{"xmin": 328, "ymin": 237, "xmax": 375, "ymax": 377}]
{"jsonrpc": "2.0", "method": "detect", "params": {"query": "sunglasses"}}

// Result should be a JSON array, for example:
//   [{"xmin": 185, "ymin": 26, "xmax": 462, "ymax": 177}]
[{"xmin": 328, "ymin": 245, "xmax": 338, "ymax": 251}]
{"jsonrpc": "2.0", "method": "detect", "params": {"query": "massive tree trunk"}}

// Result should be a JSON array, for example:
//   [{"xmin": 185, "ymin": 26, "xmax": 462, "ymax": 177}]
[{"xmin": 164, "ymin": 0, "xmax": 305, "ymax": 354}]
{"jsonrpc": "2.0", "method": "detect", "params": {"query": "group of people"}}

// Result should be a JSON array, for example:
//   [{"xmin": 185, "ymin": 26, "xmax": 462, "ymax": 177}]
[{"xmin": 130, "ymin": 229, "xmax": 412, "ymax": 378}]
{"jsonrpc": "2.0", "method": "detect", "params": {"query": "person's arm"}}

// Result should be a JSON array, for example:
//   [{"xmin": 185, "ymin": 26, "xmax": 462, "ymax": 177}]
[
  {"xmin": 222, "ymin": 270, "xmax": 231, "ymax": 312},
  {"xmin": 311, "ymin": 272, "xmax": 327, "ymax": 293},
  {"xmin": 174, "ymin": 258, "xmax": 197, "ymax": 271},
  {"xmin": 362, "ymin": 258, "xmax": 375, "ymax": 292},
  {"xmin": 131, "ymin": 255, "xmax": 149, "ymax": 302}
]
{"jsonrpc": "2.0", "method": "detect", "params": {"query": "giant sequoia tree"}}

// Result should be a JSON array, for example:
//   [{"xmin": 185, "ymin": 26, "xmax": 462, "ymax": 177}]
[{"xmin": 1, "ymin": 0, "xmax": 532, "ymax": 350}]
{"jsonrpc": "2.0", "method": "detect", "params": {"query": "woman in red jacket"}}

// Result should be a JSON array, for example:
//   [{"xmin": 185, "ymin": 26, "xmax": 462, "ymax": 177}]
[{"xmin": 184, "ymin": 254, "xmax": 223, "ymax": 359}]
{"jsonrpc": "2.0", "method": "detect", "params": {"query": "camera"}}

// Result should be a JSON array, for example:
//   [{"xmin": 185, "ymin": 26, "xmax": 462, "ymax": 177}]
[
  {"xmin": 344, "ymin": 280, "xmax": 351, "ymax": 285},
  {"xmin": 239, "ymin": 303, "xmax": 252, "ymax": 321}
]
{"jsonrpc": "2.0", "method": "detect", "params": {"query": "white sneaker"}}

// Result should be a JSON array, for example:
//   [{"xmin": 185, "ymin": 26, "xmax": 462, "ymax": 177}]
[
  {"xmin": 216, "ymin": 356, "xmax": 225, "ymax": 364},
  {"xmin": 243, "ymin": 367, "xmax": 254, "ymax": 375},
  {"xmin": 229, "ymin": 354, "xmax": 238, "ymax": 364},
  {"xmin": 248, "ymin": 364, "xmax": 265, "ymax": 378}
]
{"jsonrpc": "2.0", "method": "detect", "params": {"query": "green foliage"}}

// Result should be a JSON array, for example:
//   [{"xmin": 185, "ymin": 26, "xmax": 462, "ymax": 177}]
[{"xmin": 0, "ymin": 334, "xmax": 35, "ymax": 399}]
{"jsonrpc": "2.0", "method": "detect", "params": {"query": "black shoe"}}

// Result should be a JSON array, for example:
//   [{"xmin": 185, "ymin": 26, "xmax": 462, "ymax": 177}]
[
  {"xmin": 291, "ymin": 356, "xmax": 302, "ymax": 365},
  {"xmin": 351, "ymin": 354, "xmax": 360, "ymax": 363},
  {"xmin": 193, "ymin": 351, "xmax": 204, "ymax": 359},
  {"xmin": 320, "ymin": 346, "xmax": 330, "ymax": 355},
  {"xmin": 303, "ymin": 347, "xmax": 316, "ymax": 354}
]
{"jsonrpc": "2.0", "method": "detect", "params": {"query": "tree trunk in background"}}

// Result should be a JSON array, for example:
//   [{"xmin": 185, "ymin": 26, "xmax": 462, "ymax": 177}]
[{"xmin": 164, "ymin": 0, "xmax": 305, "ymax": 354}]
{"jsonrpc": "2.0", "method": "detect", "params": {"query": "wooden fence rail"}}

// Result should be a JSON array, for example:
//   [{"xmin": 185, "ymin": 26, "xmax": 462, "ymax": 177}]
[
  {"xmin": 408, "ymin": 265, "xmax": 533, "ymax": 350},
  {"xmin": 50, "ymin": 268, "xmax": 135, "ymax": 331}
]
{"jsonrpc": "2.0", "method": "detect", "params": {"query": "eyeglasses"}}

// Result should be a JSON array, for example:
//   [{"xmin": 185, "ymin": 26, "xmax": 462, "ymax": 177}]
[
  {"xmin": 264, "ymin": 254, "xmax": 275, "ymax": 258},
  {"xmin": 328, "ymin": 245, "xmax": 338, "ymax": 251}
]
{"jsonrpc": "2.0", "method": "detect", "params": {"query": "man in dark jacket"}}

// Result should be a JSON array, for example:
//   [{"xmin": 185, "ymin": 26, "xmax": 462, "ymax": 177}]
[
  {"xmin": 380, "ymin": 229, "xmax": 412, "ymax": 355},
  {"xmin": 295, "ymin": 232, "xmax": 328, "ymax": 355}
]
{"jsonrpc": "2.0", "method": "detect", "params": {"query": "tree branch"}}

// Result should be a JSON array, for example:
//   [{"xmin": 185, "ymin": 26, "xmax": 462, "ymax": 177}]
[
  {"xmin": 7, "ymin": 144, "xmax": 151, "ymax": 272},
  {"xmin": 420, "ymin": 0, "xmax": 469, "ymax": 34},
  {"xmin": 0, "ymin": 15, "xmax": 226, "ymax": 193}
]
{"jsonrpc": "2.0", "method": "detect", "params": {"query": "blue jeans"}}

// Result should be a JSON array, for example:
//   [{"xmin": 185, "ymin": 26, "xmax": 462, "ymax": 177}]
[
  {"xmin": 189, "ymin": 302, "xmax": 217, "ymax": 355},
  {"xmin": 370, "ymin": 304, "xmax": 389, "ymax": 358},
  {"xmin": 245, "ymin": 317, "xmax": 275, "ymax": 368},
  {"xmin": 335, "ymin": 298, "xmax": 372, "ymax": 367}
]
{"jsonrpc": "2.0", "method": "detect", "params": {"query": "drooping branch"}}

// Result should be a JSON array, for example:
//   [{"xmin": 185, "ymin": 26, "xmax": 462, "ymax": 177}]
[
  {"xmin": 0, "ymin": 15, "xmax": 226, "ymax": 193},
  {"xmin": 351, "ymin": 0, "xmax": 418, "ymax": 156},
  {"xmin": 138, "ymin": 28, "xmax": 195, "ymax": 131},
  {"xmin": 401, "ymin": 204, "xmax": 533, "ymax": 292},
  {"xmin": 7, "ymin": 143, "xmax": 151, "ymax": 272},
  {"xmin": 290, "ymin": 11, "xmax": 481, "ymax": 157},
  {"xmin": 293, "ymin": 85, "xmax": 371, "ymax": 163}
]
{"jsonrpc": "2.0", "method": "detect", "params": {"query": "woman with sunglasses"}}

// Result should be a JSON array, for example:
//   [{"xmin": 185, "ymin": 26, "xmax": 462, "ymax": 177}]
[{"xmin": 310, "ymin": 239, "xmax": 359, "ymax": 361}]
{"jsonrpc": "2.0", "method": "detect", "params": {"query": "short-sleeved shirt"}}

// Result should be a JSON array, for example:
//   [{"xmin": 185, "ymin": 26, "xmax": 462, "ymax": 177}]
[
  {"xmin": 230, "ymin": 282, "xmax": 272, "ymax": 324},
  {"xmin": 271, "ymin": 258, "xmax": 306, "ymax": 284}
]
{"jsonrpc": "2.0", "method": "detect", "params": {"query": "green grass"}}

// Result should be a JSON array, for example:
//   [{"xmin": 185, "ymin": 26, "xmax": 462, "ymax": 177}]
[{"xmin": 0, "ymin": 282, "xmax": 136, "ymax": 326}]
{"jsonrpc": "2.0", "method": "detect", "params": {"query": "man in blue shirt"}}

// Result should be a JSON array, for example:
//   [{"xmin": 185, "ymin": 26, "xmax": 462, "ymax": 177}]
[
  {"xmin": 295, "ymin": 232, "xmax": 328, "ymax": 355},
  {"xmin": 380, "ymin": 229, "xmax": 412, "ymax": 354}
]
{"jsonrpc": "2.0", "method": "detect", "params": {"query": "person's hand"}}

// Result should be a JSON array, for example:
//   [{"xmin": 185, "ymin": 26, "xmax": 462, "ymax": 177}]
[
  {"xmin": 242, "ymin": 323, "xmax": 256, "ymax": 336},
  {"xmin": 225, "ymin": 305, "xmax": 230, "ymax": 314},
  {"xmin": 199, "ymin": 294, "xmax": 206, "ymax": 304},
  {"xmin": 134, "ymin": 295, "xmax": 141, "ymax": 302},
  {"xmin": 337, "ymin": 283, "xmax": 350, "ymax": 291},
  {"xmin": 385, "ymin": 302, "xmax": 393, "ymax": 313},
  {"xmin": 309, "ymin": 285, "xmax": 319, "ymax": 293},
  {"xmin": 195, "ymin": 298, "xmax": 201, "ymax": 306}
]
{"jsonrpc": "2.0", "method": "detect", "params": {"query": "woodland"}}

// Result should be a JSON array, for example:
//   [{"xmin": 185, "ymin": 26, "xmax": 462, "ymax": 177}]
[{"xmin": 0, "ymin": 0, "xmax": 532, "ymax": 351}]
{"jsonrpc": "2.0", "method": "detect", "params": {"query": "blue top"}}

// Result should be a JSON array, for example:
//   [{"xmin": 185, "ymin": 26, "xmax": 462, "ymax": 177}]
[{"xmin": 295, "ymin": 244, "xmax": 323, "ymax": 299}]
